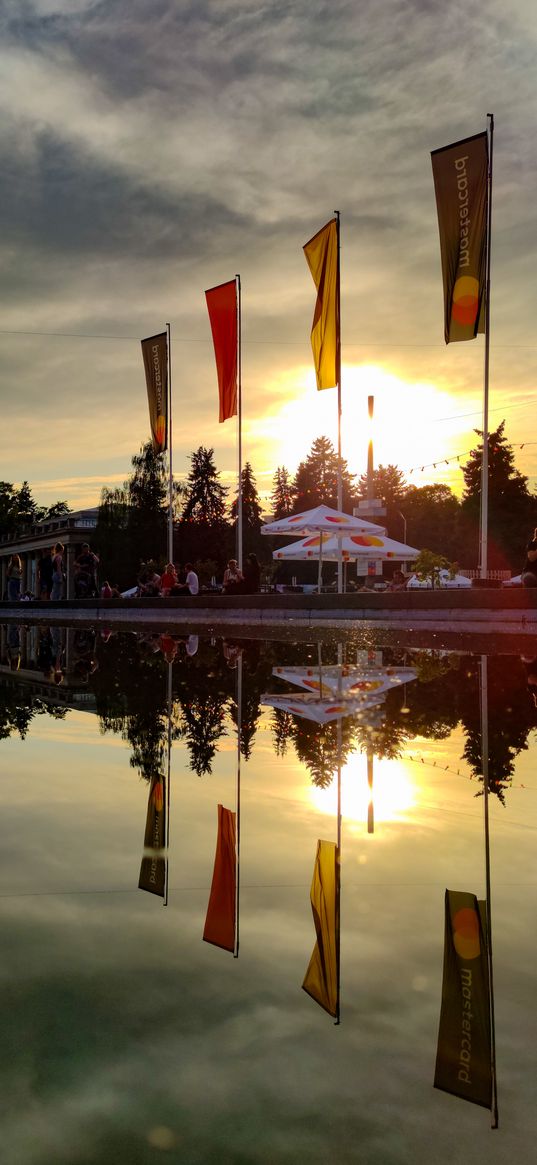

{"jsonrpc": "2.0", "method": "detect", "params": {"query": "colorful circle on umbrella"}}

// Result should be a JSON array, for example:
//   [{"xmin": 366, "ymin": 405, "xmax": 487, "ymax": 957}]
[
  {"xmin": 453, "ymin": 906, "xmax": 481, "ymax": 960},
  {"xmin": 452, "ymin": 276, "xmax": 480, "ymax": 327},
  {"xmin": 350, "ymin": 535, "xmax": 383, "ymax": 547}
]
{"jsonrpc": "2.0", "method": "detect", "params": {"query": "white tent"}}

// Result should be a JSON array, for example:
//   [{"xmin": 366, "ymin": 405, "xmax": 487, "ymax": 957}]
[
  {"xmin": 272, "ymin": 531, "xmax": 420, "ymax": 591},
  {"xmin": 261, "ymin": 504, "xmax": 384, "ymax": 537}
]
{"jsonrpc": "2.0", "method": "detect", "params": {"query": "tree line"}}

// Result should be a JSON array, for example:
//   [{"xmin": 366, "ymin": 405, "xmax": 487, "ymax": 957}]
[
  {"xmin": 2, "ymin": 420, "xmax": 534, "ymax": 587},
  {"xmin": 95, "ymin": 421, "xmax": 536, "ymax": 587}
]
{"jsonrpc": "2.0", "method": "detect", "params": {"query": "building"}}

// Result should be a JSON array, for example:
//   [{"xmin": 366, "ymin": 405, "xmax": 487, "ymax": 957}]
[{"xmin": 0, "ymin": 509, "xmax": 98, "ymax": 599}]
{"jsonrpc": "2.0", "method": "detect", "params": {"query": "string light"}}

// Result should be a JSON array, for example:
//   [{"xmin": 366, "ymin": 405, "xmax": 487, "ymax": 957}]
[{"xmin": 402, "ymin": 440, "xmax": 537, "ymax": 478}]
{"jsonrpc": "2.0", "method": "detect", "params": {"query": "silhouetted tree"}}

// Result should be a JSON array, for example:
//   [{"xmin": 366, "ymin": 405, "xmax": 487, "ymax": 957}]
[
  {"xmin": 270, "ymin": 467, "xmax": 294, "ymax": 519},
  {"xmin": 292, "ymin": 436, "xmax": 355, "ymax": 512}
]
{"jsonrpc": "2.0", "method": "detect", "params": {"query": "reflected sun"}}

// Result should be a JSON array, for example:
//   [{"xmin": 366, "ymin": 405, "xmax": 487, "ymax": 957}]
[{"xmin": 309, "ymin": 754, "xmax": 416, "ymax": 827}]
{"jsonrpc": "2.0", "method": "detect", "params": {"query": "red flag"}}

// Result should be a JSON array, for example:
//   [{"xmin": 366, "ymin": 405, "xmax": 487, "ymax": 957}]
[
  {"xmin": 205, "ymin": 280, "xmax": 238, "ymax": 422},
  {"xmin": 203, "ymin": 804, "xmax": 237, "ymax": 952}
]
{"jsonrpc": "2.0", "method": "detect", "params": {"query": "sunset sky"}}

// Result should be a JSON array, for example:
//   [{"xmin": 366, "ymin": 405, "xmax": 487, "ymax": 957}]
[{"xmin": 1, "ymin": 0, "xmax": 536, "ymax": 511}]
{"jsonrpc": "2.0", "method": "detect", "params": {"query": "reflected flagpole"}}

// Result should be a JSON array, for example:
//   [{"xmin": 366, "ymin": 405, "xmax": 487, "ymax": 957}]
[
  {"xmin": 236, "ymin": 275, "xmax": 243, "ymax": 573},
  {"xmin": 234, "ymin": 654, "xmax": 242, "ymax": 957},
  {"xmin": 480, "ymin": 655, "xmax": 499, "ymax": 1127},
  {"xmin": 335, "ymin": 642, "xmax": 343, "ymax": 1023},
  {"xmin": 164, "ymin": 659, "xmax": 173, "ymax": 906}
]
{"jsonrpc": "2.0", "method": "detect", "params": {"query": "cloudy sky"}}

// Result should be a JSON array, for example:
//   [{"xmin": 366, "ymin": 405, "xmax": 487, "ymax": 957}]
[{"xmin": 1, "ymin": 0, "xmax": 536, "ymax": 510}]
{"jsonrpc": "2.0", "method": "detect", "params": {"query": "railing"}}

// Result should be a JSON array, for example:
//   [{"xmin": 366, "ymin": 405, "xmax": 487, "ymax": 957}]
[{"xmin": 458, "ymin": 569, "xmax": 511, "ymax": 580}]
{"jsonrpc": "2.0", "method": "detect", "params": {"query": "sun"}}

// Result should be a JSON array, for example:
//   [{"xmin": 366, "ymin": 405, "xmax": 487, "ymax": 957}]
[
  {"xmin": 309, "ymin": 754, "xmax": 417, "ymax": 827},
  {"xmin": 254, "ymin": 363, "xmax": 459, "ymax": 486}
]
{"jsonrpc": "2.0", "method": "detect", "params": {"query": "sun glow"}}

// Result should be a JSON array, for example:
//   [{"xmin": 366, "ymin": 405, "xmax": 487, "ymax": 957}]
[
  {"xmin": 256, "ymin": 363, "xmax": 460, "ymax": 488},
  {"xmin": 309, "ymin": 753, "xmax": 417, "ymax": 827}
]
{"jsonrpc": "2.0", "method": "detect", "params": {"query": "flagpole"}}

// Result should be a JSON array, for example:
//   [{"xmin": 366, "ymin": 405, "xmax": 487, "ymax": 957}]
[
  {"xmin": 164, "ymin": 659, "xmax": 172, "ymax": 907},
  {"xmin": 166, "ymin": 321, "xmax": 173, "ymax": 565},
  {"xmin": 479, "ymin": 114, "xmax": 494, "ymax": 579},
  {"xmin": 335, "ymin": 211, "xmax": 343, "ymax": 595},
  {"xmin": 236, "ymin": 275, "xmax": 243, "ymax": 573},
  {"xmin": 480, "ymin": 655, "xmax": 499, "ymax": 1127},
  {"xmin": 234, "ymin": 654, "xmax": 242, "ymax": 958}
]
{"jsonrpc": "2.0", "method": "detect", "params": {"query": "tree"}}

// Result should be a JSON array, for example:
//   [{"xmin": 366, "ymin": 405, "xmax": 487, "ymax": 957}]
[
  {"xmin": 44, "ymin": 501, "xmax": 72, "ymax": 521},
  {"xmin": 180, "ymin": 447, "xmax": 231, "ymax": 568},
  {"xmin": 292, "ymin": 436, "xmax": 355, "ymax": 512},
  {"xmin": 402, "ymin": 484, "xmax": 461, "ymax": 561},
  {"xmin": 357, "ymin": 464, "xmax": 407, "ymax": 506},
  {"xmin": 95, "ymin": 442, "xmax": 168, "ymax": 586},
  {"xmin": 270, "ymin": 467, "xmax": 294, "ymax": 519},
  {"xmin": 461, "ymin": 421, "xmax": 534, "ymax": 569},
  {"xmin": 182, "ymin": 447, "xmax": 228, "ymax": 525},
  {"xmin": 413, "ymin": 548, "xmax": 451, "ymax": 588},
  {"xmin": 231, "ymin": 462, "xmax": 263, "ymax": 529}
]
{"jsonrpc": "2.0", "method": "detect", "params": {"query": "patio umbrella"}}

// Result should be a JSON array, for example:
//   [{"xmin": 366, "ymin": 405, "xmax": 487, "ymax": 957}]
[
  {"xmin": 261, "ymin": 691, "xmax": 385, "ymax": 725},
  {"xmin": 272, "ymin": 664, "xmax": 417, "ymax": 700},
  {"xmin": 272, "ymin": 531, "xmax": 420, "ymax": 581},
  {"xmin": 261, "ymin": 504, "xmax": 385, "ymax": 537},
  {"xmin": 262, "ymin": 505, "xmax": 385, "ymax": 592}
]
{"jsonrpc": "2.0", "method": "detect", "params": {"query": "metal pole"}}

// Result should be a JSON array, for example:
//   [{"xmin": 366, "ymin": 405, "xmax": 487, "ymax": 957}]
[
  {"xmin": 236, "ymin": 275, "xmax": 243, "ymax": 572},
  {"xmin": 367, "ymin": 395, "xmax": 374, "ymax": 503},
  {"xmin": 234, "ymin": 654, "xmax": 242, "ymax": 958},
  {"xmin": 335, "ymin": 211, "xmax": 343, "ymax": 595},
  {"xmin": 479, "ymin": 114, "xmax": 494, "ymax": 579},
  {"xmin": 164, "ymin": 659, "xmax": 172, "ymax": 907},
  {"xmin": 166, "ymin": 322, "xmax": 173, "ymax": 565},
  {"xmin": 480, "ymin": 655, "xmax": 499, "ymax": 1127}
]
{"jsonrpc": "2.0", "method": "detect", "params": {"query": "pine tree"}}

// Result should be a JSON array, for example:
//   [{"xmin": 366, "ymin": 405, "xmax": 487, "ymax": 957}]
[
  {"xmin": 231, "ymin": 462, "xmax": 262, "ymax": 529},
  {"xmin": 270, "ymin": 466, "xmax": 294, "ymax": 519},
  {"xmin": 182, "ymin": 447, "xmax": 228, "ymax": 525},
  {"xmin": 357, "ymin": 464, "xmax": 407, "ymax": 505},
  {"xmin": 292, "ymin": 436, "xmax": 355, "ymax": 512},
  {"xmin": 460, "ymin": 421, "xmax": 534, "ymax": 569}
]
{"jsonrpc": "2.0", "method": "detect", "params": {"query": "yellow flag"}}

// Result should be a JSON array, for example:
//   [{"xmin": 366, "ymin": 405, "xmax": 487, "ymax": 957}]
[
  {"xmin": 302, "ymin": 839, "xmax": 339, "ymax": 1017},
  {"xmin": 303, "ymin": 219, "xmax": 339, "ymax": 390}
]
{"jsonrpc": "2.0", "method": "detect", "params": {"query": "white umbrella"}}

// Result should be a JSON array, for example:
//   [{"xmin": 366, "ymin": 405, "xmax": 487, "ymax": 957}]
[
  {"xmin": 262, "ymin": 505, "xmax": 385, "ymax": 591},
  {"xmin": 261, "ymin": 691, "xmax": 385, "ymax": 725},
  {"xmin": 272, "ymin": 664, "xmax": 417, "ymax": 700},
  {"xmin": 272, "ymin": 532, "xmax": 420, "ymax": 578},
  {"xmin": 261, "ymin": 504, "xmax": 385, "ymax": 537}
]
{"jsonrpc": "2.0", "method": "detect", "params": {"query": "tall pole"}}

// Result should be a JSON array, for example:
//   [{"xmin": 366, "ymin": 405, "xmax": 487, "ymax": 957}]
[
  {"xmin": 166, "ymin": 322, "xmax": 173, "ymax": 565},
  {"xmin": 164, "ymin": 659, "xmax": 172, "ymax": 907},
  {"xmin": 234, "ymin": 654, "xmax": 242, "ymax": 958},
  {"xmin": 236, "ymin": 275, "xmax": 243, "ymax": 572},
  {"xmin": 480, "ymin": 655, "xmax": 499, "ymax": 1127},
  {"xmin": 335, "ymin": 211, "xmax": 343, "ymax": 594},
  {"xmin": 479, "ymin": 114, "xmax": 494, "ymax": 579}
]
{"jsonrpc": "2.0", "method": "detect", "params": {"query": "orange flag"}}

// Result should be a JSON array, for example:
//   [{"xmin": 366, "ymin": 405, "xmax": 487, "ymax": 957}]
[
  {"xmin": 303, "ymin": 219, "xmax": 339, "ymax": 390},
  {"xmin": 205, "ymin": 280, "xmax": 238, "ymax": 422},
  {"xmin": 203, "ymin": 804, "xmax": 237, "ymax": 952}
]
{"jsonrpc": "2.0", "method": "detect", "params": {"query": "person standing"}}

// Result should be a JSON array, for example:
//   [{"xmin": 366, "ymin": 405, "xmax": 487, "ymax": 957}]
[
  {"xmin": 6, "ymin": 554, "xmax": 23, "ymax": 602},
  {"xmin": 51, "ymin": 543, "xmax": 65, "ymax": 600},
  {"xmin": 522, "ymin": 527, "xmax": 537, "ymax": 587},
  {"xmin": 242, "ymin": 553, "xmax": 261, "ymax": 594},
  {"xmin": 38, "ymin": 548, "xmax": 54, "ymax": 599}
]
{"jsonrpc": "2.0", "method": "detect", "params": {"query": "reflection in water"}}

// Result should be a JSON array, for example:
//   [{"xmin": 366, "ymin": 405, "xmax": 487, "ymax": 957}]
[{"xmin": 1, "ymin": 622, "xmax": 536, "ymax": 1146}]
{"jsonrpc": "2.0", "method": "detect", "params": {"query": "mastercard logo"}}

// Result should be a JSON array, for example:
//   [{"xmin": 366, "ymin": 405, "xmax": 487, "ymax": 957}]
[
  {"xmin": 453, "ymin": 906, "xmax": 481, "ymax": 960},
  {"xmin": 155, "ymin": 414, "xmax": 166, "ymax": 446},
  {"xmin": 349, "ymin": 535, "xmax": 383, "ymax": 548},
  {"xmin": 452, "ymin": 276, "xmax": 480, "ymax": 327},
  {"xmin": 152, "ymin": 781, "xmax": 164, "ymax": 812}
]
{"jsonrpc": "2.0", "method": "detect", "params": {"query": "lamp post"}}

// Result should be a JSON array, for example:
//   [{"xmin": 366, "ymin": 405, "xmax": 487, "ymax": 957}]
[{"xmin": 396, "ymin": 510, "xmax": 407, "ymax": 545}]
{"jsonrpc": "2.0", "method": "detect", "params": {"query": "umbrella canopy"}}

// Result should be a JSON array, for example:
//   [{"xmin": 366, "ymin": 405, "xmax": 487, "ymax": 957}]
[
  {"xmin": 261, "ymin": 692, "xmax": 385, "ymax": 725},
  {"xmin": 272, "ymin": 664, "xmax": 417, "ymax": 699},
  {"xmin": 261, "ymin": 504, "xmax": 384, "ymax": 537},
  {"xmin": 272, "ymin": 531, "xmax": 420, "ymax": 562}
]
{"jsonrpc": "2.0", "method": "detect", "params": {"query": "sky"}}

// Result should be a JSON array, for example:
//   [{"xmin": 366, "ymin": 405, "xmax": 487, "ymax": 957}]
[{"xmin": 1, "ymin": 0, "xmax": 537, "ymax": 511}]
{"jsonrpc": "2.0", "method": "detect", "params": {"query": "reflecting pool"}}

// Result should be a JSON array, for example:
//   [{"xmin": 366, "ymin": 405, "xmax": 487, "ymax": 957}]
[{"xmin": 1, "ymin": 623, "xmax": 536, "ymax": 1164}]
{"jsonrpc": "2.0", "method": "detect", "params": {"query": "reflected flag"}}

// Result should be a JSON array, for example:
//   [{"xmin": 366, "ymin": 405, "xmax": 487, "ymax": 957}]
[
  {"xmin": 434, "ymin": 889, "xmax": 492, "ymax": 1109},
  {"xmin": 138, "ymin": 774, "xmax": 167, "ymax": 897},
  {"xmin": 303, "ymin": 219, "xmax": 339, "ymax": 390},
  {"xmin": 203, "ymin": 804, "xmax": 237, "ymax": 952},
  {"xmin": 431, "ymin": 132, "xmax": 488, "ymax": 343},
  {"xmin": 205, "ymin": 279, "xmax": 238, "ymax": 422},
  {"xmin": 141, "ymin": 332, "xmax": 168, "ymax": 452},
  {"xmin": 302, "ymin": 839, "xmax": 340, "ymax": 1017}
]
